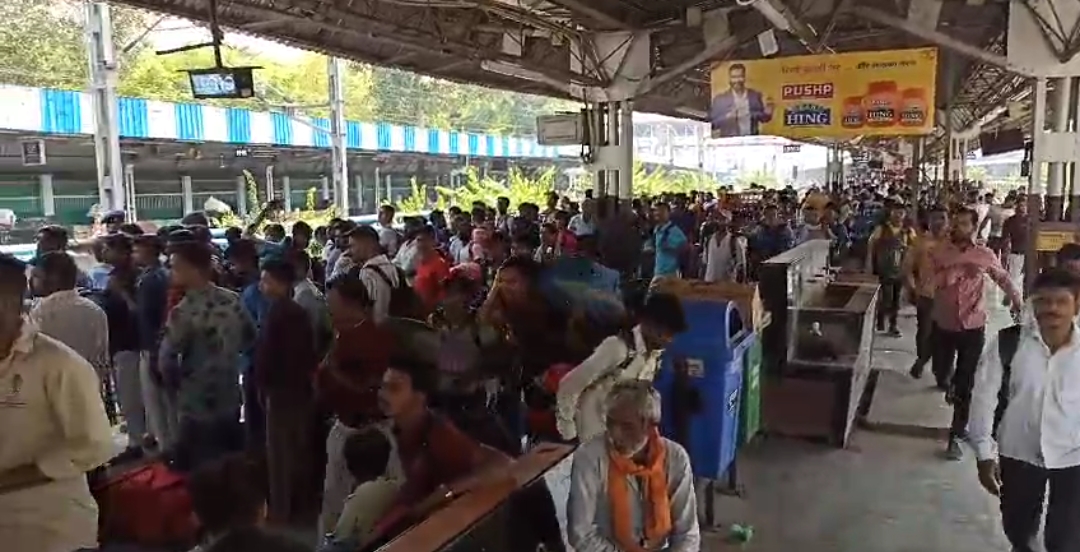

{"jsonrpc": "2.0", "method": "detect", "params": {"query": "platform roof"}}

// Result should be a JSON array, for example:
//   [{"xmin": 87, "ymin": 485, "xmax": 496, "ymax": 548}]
[{"xmin": 117, "ymin": 0, "xmax": 1017, "ymax": 159}]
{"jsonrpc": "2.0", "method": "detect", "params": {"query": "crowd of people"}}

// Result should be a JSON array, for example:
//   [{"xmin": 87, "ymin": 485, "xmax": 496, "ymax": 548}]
[{"xmin": 2, "ymin": 178, "xmax": 1079, "ymax": 552}]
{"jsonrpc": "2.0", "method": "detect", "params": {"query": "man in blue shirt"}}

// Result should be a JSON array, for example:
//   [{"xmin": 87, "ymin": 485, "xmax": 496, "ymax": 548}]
[{"xmin": 651, "ymin": 202, "xmax": 688, "ymax": 285}]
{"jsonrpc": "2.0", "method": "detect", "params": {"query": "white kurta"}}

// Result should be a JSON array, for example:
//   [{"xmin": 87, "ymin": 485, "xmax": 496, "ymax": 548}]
[
  {"xmin": 555, "ymin": 326, "xmax": 664, "ymax": 442},
  {"xmin": 0, "ymin": 321, "xmax": 115, "ymax": 552}
]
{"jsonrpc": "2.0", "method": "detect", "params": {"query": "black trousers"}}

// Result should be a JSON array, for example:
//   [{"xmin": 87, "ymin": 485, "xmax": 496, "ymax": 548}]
[
  {"xmin": 1000, "ymin": 457, "xmax": 1080, "ymax": 552},
  {"xmin": 174, "ymin": 413, "xmax": 243, "ymax": 472},
  {"xmin": 914, "ymin": 295, "xmax": 934, "ymax": 366},
  {"xmin": 875, "ymin": 278, "xmax": 902, "ymax": 330},
  {"xmin": 930, "ymin": 325, "xmax": 985, "ymax": 436}
]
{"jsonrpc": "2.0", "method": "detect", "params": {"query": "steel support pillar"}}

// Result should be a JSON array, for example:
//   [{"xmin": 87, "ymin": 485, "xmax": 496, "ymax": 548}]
[
  {"xmin": 39, "ymin": 174, "xmax": 55, "ymax": 217},
  {"xmin": 85, "ymin": 0, "xmax": 124, "ymax": 214},
  {"xmin": 281, "ymin": 175, "xmax": 292, "ymax": 212},
  {"xmin": 1047, "ymin": 78, "xmax": 1071, "ymax": 221},
  {"xmin": 948, "ymin": 136, "xmax": 967, "ymax": 182},
  {"xmin": 572, "ymin": 31, "xmax": 649, "ymax": 210},
  {"xmin": 909, "ymin": 138, "xmax": 923, "ymax": 209},
  {"xmin": 236, "ymin": 175, "xmax": 248, "ymax": 217},
  {"xmin": 590, "ymin": 101, "xmax": 634, "ymax": 201},
  {"xmin": 1025, "ymin": 77, "xmax": 1049, "ymax": 292},
  {"xmin": 1071, "ymin": 77, "xmax": 1080, "ymax": 221},
  {"xmin": 353, "ymin": 174, "xmax": 364, "ymax": 214},
  {"xmin": 373, "ymin": 167, "xmax": 381, "ymax": 206},
  {"xmin": 265, "ymin": 165, "xmax": 275, "ymax": 202},
  {"xmin": 328, "ymin": 57, "xmax": 349, "ymax": 214},
  {"xmin": 123, "ymin": 164, "xmax": 136, "ymax": 221},
  {"xmin": 180, "ymin": 175, "xmax": 194, "ymax": 214}
]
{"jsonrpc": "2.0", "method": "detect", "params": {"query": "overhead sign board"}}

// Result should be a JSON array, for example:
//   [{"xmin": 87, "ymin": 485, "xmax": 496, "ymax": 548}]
[
  {"xmin": 536, "ymin": 113, "xmax": 584, "ymax": 146},
  {"xmin": 20, "ymin": 139, "xmax": 45, "ymax": 166},
  {"xmin": 709, "ymin": 47, "xmax": 938, "ymax": 139}
]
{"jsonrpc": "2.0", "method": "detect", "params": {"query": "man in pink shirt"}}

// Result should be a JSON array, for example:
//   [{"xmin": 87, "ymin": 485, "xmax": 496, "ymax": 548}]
[{"xmin": 930, "ymin": 208, "xmax": 1022, "ymax": 461}]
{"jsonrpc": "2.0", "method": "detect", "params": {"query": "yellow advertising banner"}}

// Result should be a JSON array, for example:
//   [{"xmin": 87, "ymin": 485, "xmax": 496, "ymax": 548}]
[
  {"xmin": 1037, "ymin": 230, "xmax": 1076, "ymax": 252},
  {"xmin": 709, "ymin": 47, "xmax": 938, "ymax": 140}
]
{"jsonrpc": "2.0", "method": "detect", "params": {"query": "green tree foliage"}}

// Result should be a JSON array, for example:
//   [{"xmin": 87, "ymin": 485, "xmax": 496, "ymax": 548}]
[
  {"xmin": 396, "ymin": 164, "xmax": 721, "ymax": 211},
  {"xmin": 0, "ymin": 0, "xmax": 149, "ymax": 88},
  {"xmin": 0, "ymin": 0, "xmax": 569, "ymax": 136},
  {"xmin": 732, "ymin": 168, "xmax": 779, "ymax": 189}
]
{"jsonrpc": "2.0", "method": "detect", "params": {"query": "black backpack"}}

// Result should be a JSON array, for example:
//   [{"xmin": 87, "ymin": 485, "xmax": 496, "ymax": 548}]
[
  {"xmin": 995, "ymin": 325, "xmax": 1022, "ymax": 435},
  {"xmin": 362, "ymin": 264, "xmax": 424, "ymax": 319}
]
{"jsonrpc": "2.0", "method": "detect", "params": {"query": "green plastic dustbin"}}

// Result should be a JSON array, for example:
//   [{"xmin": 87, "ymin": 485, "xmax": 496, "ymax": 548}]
[{"xmin": 739, "ymin": 332, "xmax": 762, "ymax": 445}]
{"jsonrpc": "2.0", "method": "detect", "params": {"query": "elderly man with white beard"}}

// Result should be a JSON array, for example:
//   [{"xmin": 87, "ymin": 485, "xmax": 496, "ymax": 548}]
[{"xmin": 567, "ymin": 380, "xmax": 700, "ymax": 552}]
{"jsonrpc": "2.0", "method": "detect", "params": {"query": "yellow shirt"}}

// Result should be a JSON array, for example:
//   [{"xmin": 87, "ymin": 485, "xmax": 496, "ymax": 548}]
[
  {"xmin": 0, "ymin": 320, "xmax": 114, "ymax": 552},
  {"xmin": 904, "ymin": 232, "xmax": 943, "ymax": 298}
]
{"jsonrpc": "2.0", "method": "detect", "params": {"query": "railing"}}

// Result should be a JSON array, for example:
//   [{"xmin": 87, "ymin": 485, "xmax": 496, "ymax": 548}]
[{"xmin": 378, "ymin": 444, "xmax": 573, "ymax": 552}]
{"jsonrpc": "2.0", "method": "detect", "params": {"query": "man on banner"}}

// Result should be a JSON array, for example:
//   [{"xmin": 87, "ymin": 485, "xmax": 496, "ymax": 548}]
[{"xmin": 710, "ymin": 63, "xmax": 773, "ymax": 137}]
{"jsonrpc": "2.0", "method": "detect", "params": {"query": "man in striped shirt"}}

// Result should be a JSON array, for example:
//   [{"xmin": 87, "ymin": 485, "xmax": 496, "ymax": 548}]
[{"xmin": 28, "ymin": 251, "xmax": 112, "ymax": 410}]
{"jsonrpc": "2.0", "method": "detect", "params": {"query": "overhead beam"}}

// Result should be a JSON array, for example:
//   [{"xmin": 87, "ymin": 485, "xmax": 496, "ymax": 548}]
[
  {"xmin": 116, "ymin": 0, "xmax": 605, "ymax": 88},
  {"xmin": 853, "ymin": 6, "xmax": 1037, "ymax": 77},
  {"xmin": 543, "ymin": 0, "xmax": 630, "ymax": 30},
  {"xmin": 634, "ymin": 33, "xmax": 739, "ymax": 97}
]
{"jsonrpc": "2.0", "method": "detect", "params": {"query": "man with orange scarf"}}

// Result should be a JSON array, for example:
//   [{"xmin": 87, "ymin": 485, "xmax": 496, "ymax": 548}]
[{"xmin": 567, "ymin": 380, "xmax": 700, "ymax": 552}]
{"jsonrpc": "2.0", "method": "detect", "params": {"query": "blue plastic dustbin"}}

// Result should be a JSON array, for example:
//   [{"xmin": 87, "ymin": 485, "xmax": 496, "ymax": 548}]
[{"xmin": 654, "ymin": 298, "xmax": 751, "ymax": 480}]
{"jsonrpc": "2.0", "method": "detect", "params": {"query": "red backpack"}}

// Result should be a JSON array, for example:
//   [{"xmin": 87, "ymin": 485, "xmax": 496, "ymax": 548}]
[{"xmin": 93, "ymin": 461, "xmax": 200, "ymax": 548}]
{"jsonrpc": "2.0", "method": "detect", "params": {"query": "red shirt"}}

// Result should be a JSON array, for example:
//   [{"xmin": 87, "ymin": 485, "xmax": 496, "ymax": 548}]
[
  {"xmin": 165, "ymin": 284, "xmax": 185, "ymax": 319},
  {"xmin": 930, "ymin": 241, "xmax": 1017, "ymax": 331},
  {"xmin": 315, "ymin": 319, "xmax": 393, "ymax": 427},
  {"xmin": 414, "ymin": 254, "xmax": 451, "ymax": 311}
]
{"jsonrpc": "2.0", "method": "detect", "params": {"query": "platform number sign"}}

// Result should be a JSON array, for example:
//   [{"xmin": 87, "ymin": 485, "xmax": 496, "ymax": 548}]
[
  {"xmin": 21, "ymin": 140, "xmax": 45, "ymax": 166},
  {"xmin": 783, "ymin": 144, "xmax": 801, "ymax": 153}
]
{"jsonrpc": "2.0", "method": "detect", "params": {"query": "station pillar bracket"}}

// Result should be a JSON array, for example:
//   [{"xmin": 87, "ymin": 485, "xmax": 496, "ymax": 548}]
[
  {"xmin": 328, "ymin": 57, "xmax": 350, "ymax": 215},
  {"xmin": 574, "ymin": 31, "xmax": 650, "ymax": 207},
  {"xmin": 84, "ymin": 0, "xmax": 125, "ymax": 215}
]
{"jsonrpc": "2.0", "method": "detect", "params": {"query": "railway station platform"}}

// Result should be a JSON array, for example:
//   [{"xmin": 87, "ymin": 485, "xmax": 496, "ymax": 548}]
[{"xmin": 695, "ymin": 301, "xmax": 1015, "ymax": 552}]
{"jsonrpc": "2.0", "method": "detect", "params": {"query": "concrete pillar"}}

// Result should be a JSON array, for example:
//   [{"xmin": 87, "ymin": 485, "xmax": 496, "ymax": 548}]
[
  {"xmin": 236, "ymin": 175, "xmax": 248, "ymax": 217},
  {"xmin": 39, "ymin": 174, "xmax": 55, "ymax": 217},
  {"xmin": 374, "ymin": 167, "xmax": 382, "ymax": 206},
  {"xmin": 385, "ymin": 174, "xmax": 392, "ymax": 205},
  {"xmin": 1047, "ymin": 77, "xmax": 1071, "ymax": 221},
  {"xmin": 180, "ymin": 175, "xmax": 194, "ymax": 214},
  {"xmin": 618, "ymin": 99, "xmax": 634, "ymax": 200},
  {"xmin": 281, "ymin": 175, "xmax": 292, "ymax": 212},
  {"xmin": 1071, "ymin": 77, "xmax": 1080, "ymax": 221},
  {"xmin": 328, "ymin": 57, "xmax": 350, "ymax": 214},
  {"xmin": 354, "ymin": 173, "xmax": 364, "ymax": 214},
  {"xmin": 85, "ymin": 1, "xmax": 124, "ymax": 212},
  {"xmin": 123, "ymin": 163, "xmax": 136, "ymax": 222},
  {"xmin": 320, "ymin": 175, "xmax": 331, "ymax": 203},
  {"xmin": 1025, "ymin": 77, "xmax": 1049, "ymax": 292},
  {"xmin": 265, "ymin": 165, "xmax": 275, "ymax": 201}
]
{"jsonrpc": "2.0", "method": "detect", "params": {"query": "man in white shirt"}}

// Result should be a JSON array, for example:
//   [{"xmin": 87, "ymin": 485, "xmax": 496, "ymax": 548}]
[
  {"xmin": 556, "ymin": 293, "xmax": 687, "ymax": 442},
  {"xmin": 347, "ymin": 226, "xmax": 401, "ymax": 323},
  {"xmin": 27, "ymin": 252, "xmax": 110, "ymax": 378},
  {"xmin": 568, "ymin": 198, "xmax": 597, "ymax": 237},
  {"xmin": 986, "ymin": 195, "xmax": 1015, "ymax": 257},
  {"xmin": 376, "ymin": 205, "xmax": 400, "ymax": 258},
  {"xmin": 969, "ymin": 267, "xmax": 1080, "ymax": 552},
  {"xmin": 0, "ymin": 253, "xmax": 115, "ymax": 552},
  {"xmin": 971, "ymin": 192, "xmax": 992, "ymax": 244},
  {"xmin": 702, "ymin": 212, "xmax": 747, "ymax": 283}
]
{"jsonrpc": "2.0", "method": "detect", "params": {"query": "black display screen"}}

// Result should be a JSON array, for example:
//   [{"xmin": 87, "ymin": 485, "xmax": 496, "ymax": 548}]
[{"xmin": 187, "ymin": 67, "xmax": 256, "ymax": 99}]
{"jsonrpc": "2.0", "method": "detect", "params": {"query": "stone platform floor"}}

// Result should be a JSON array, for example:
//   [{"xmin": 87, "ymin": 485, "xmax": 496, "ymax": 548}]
[{"xmin": 695, "ymin": 301, "xmax": 1017, "ymax": 552}]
